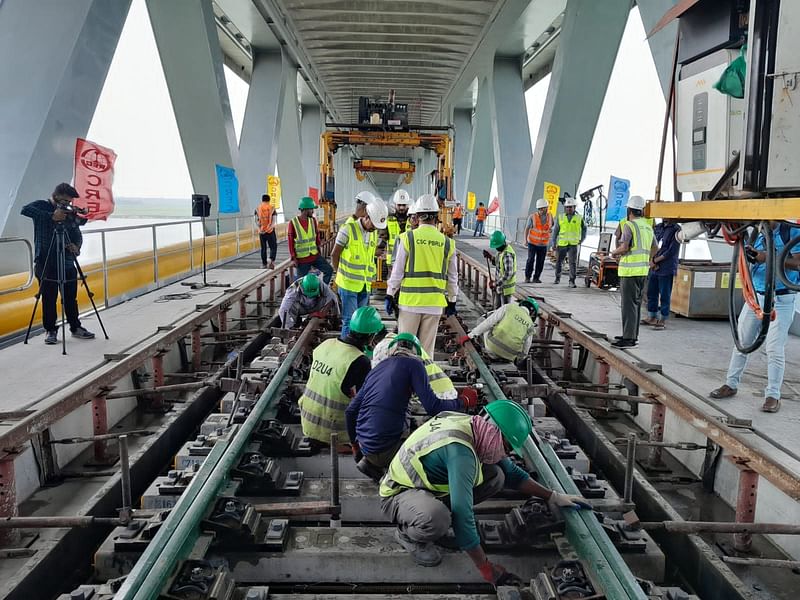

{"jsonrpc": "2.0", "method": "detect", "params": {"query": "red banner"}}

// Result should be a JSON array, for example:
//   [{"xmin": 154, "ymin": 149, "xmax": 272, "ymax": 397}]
[
  {"xmin": 308, "ymin": 187, "xmax": 319, "ymax": 202},
  {"xmin": 73, "ymin": 138, "xmax": 117, "ymax": 221},
  {"xmin": 487, "ymin": 196, "xmax": 500, "ymax": 215}
]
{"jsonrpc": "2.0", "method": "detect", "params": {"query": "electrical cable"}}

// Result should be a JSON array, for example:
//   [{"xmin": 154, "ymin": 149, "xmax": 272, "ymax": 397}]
[{"xmin": 776, "ymin": 231, "xmax": 800, "ymax": 292}]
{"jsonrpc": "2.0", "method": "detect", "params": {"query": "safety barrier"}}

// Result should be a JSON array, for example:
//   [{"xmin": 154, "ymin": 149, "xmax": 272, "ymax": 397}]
[{"xmin": 0, "ymin": 238, "xmax": 34, "ymax": 296}]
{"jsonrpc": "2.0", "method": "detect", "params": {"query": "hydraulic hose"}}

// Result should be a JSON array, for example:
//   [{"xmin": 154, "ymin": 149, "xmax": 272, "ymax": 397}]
[{"xmin": 777, "ymin": 232, "xmax": 800, "ymax": 292}]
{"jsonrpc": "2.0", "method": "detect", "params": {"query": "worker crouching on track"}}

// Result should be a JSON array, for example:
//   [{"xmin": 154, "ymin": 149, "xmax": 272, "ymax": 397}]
[
  {"xmin": 385, "ymin": 194, "xmax": 458, "ymax": 357},
  {"xmin": 298, "ymin": 306, "xmax": 383, "ymax": 445},
  {"xmin": 346, "ymin": 333, "xmax": 478, "ymax": 481},
  {"xmin": 380, "ymin": 400, "xmax": 589, "ymax": 582},
  {"xmin": 289, "ymin": 196, "xmax": 333, "ymax": 284},
  {"xmin": 458, "ymin": 297, "xmax": 539, "ymax": 362},
  {"xmin": 551, "ymin": 196, "xmax": 586, "ymax": 287},
  {"xmin": 273, "ymin": 273, "xmax": 340, "ymax": 330},
  {"xmin": 483, "ymin": 231, "xmax": 516, "ymax": 308}
]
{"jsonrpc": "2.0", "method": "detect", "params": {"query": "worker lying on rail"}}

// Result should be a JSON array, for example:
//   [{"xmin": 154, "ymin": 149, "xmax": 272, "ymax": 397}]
[
  {"xmin": 380, "ymin": 401, "xmax": 589, "ymax": 582},
  {"xmin": 483, "ymin": 231, "xmax": 517, "ymax": 308},
  {"xmin": 346, "ymin": 333, "xmax": 479, "ymax": 481},
  {"xmin": 272, "ymin": 274, "xmax": 340, "ymax": 330},
  {"xmin": 458, "ymin": 297, "xmax": 539, "ymax": 363},
  {"xmin": 298, "ymin": 306, "xmax": 383, "ymax": 445}
]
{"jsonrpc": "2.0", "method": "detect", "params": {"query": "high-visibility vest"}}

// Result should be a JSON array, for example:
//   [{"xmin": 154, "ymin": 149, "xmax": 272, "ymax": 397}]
[
  {"xmin": 528, "ymin": 212, "xmax": 552, "ymax": 245},
  {"xmin": 291, "ymin": 216, "xmax": 318, "ymax": 259},
  {"xmin": 420, "ymin": 347, "xmax": 456, "ymax": 397},
  {"xmin": 618, "ymin": 216, "xmax": 654, "ymax": 232},
  {"xmin": 498, "ymin": 245, "xmax": 516, "ymax": 296},
  {"xmin": 476, "ymin": 207, "xmax": 487, "ymax": 221},
  {"xmin": 298, "ymin": 339, "xmax": 364, "ymax": 443},
  {"xmin": 399, "ymin": 226, "xmax": 453, "ymax": 308},
  {"xmin": 453, "ymin": 206, "xmax": 463, "ymax": 219},
  {"xmin": 335, "ymin": 220, "xmax": 377, "ymax": 293},
  {"xmin": 618, "ymin": 218, "xmax": 654, "ymax": 277},
  {"xmin": 379, "ymin": 413, "xmax": 483, "ymax": 498},
  {"xmin": 557, "ymin": 214, "xmax": 582, "ymax": 247},
  {"xmin": 386, "ymin": 216, "xmax": 407, "ymax": 266},
  {"xmin": 484, "ymin": 303, "xmax": 532, "ymax": 360},
  {"xmin": 257, "ymin": 203, "xmax": 275, "ymax": 234}
]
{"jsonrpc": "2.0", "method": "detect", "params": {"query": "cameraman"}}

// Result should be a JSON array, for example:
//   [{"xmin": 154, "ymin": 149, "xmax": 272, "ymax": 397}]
[{"xmin": 21, "ymin": 183, "xmax": 95, "ymax": 345}]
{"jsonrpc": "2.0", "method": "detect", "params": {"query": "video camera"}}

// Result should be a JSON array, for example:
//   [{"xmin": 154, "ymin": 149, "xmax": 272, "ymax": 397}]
[{"xmin": 57, "ymin": 201, "xmax": 89, "ymax": 216}]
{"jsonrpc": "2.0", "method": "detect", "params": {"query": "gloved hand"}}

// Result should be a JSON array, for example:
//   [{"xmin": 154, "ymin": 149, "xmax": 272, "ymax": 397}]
[
  {"xmin": 459, "ymin": 387, "xmax": 479, "ymax": 409},
  {"xmin": 352, "ymin": 442, "xmax": 363, "ymax": 463},
  {"xmin": 482, "ymin": 249, "xmax": 493, "ymax": 261},
  {"xmin": 445, "ymin": 301, "xmax": 457, "ymax": 317},
  {"xmin": 456, "ymin": 335, "xmax": 471, "ymax": 346},
  {"xmin": 547, "ymin": 491, "xmax": 592, "ymax": 511},
  {"xmin": 385, "ymin": 295, "xmax": 396, "ymax": 316},
  {"xmin": 478, "ymin": 561, "xmax": 521, "ymax": 586},
  {"xmin": 309, "ymin": 310, "xmax": 327, "ymax": 319}
]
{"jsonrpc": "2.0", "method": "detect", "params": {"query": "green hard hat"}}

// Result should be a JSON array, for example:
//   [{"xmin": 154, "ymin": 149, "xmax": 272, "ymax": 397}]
[
  {"xmin": 298, "ymin": 196, "xmax": 317, "ymax": 210},
  {"xmin": 388, "ymin": 332, "xmax": 422, "ymax": 356},
  {"xmin": 349, "ymin": 306, "xmax": 384, "ymax": 335},
  {"xmin": 485, "ymin": 400, "xmax": 533, "ymax": 450},
  {"xmin": 301, "ymin": 273, "xmax": 320, "ymax": 297},
  {"xmin": 520, "ymin": 296, "xmax": 539, "ymax": 316},
  {"xmin": 489, "ymin": 230, "xmax": 506, "ymax": 249}
]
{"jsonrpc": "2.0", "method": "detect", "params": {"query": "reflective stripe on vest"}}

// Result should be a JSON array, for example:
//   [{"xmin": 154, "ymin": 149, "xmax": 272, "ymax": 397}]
[
  {"xmin": 498, "ymin": 246, "xmax": 516, "ymax": 295},
  {"xmin": 386, "ymin": 217, "xmax": 401, "ymax": 266},
  {"xmin": 292, "ymin": 216, "xmax": 318, "ymax": 258},
  {"xmin": 557, "ymin": 214, "xmax": 581, "ymax": 246},
  {"xmin": 335, "ymin": 221, "xmax": 377, "ymax": 293},
  {"xmin": 618, "ymin": 218, "xmax": 654, "ymax": 277},
  {"xmin": 399, "ymin": 227, "xmax": 453, "ymax": 308},
  {"xmin": 485, "ymin": 303, "xmax": 532, "ymax": 361},
  {"xmin": 528, "ymin": 212, "xmax": 552, "ymax": 245},
  {"xmin": 420, "ymin": 344, "xmax": 456, "ymax": 396},
  {"xmin": 257, "ymin": 204, "xmax": 275, "ymax": 234},
  {"xmin": 379, "ymin": 413, "xmax": 483, "ymax": 497},
  {"xmin": 298, "ymin": 339, "xmax": 363, "ymax": 443}
]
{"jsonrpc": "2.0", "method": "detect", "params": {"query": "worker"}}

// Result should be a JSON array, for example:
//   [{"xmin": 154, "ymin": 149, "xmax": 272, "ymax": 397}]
[
  {"xmin": 473, "ymin": 202, "xmax": 487, "ymax": 237},
  {"xmin": 550, "ymin": 196, "xmax": 586, "ymax": 287},
  {"xmin": 288, "ymin": 196, "xmax": 333, "ymax": 284},
  {"xmin": 457, "ymin": 297, "xmax": 539, "ymax": 362},
  {"xmin": 255, "ymin": 194, "xmax": 277, "ymax": 269},
  {"xmin": 709, "ymin": 223, "xmax": 800, "ymax": 413},
  {"xmin": 452, "ymin": 202, "xmax": 464, "ymax": 235},
  {"xmin": 331, "ymin": 196, "xmax": 389, "ymax": 338},
  {"xmin": 386, "ymin": 189, "xmax": 412, "ymax": 267},
  {"xmin": 298, "ymin": 306, "xmax": 383, "ymax": 444},
  {"xmin": 641, "ymin": 220, "xmax": 681, "ymax": 330},
  {"xmin": 406, "ymin": 198, "xmax": 420, "ymax": 230},
  {"xmin": 524, "ymin": 198, "xmax": 553, "ymax": 283},
  {"xmin": 346, "ymin": 190, "xmax": 373, "ymax": 225},
  {"xmin": 610, "ymin": 195, "xmax": 657, "ymax": 349},
  {"xmin": 346, "ymin": 332, "xmax": 478, "ymax": 480},
  {"xmin": 385, "ymin": 194, "xmax": 458, "ymax": 357},
  {"xmin": 380, "ymin": 400, "xmax": 590, "ymax": 575},
  {"xmin": 614, "ymin": 214, "xmax": 655, "ymax": 245},
  {"xmin": 483, "ymin": 231, "xmax": 516, "ymax": 308},
  {"xmin": 274, "ymin": 273, "xmax": 340, "ymax": 330}
]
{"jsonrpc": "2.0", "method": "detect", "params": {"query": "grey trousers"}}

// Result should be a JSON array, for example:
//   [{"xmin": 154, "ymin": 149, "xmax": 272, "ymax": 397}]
[
  {"xmin": 365, "ymin": 439, "xmax": 404, "ymax": 469},
  {"xmin": 380, "ymin": 463, "xmax": 505, "ymax": 543},
  {"xmin": 555, "ymin": 245, "xmax": 578, "ymax": 283},
  {"xmin": 620, "ymin": 275, "xmax": 647, "ymax": 341}
]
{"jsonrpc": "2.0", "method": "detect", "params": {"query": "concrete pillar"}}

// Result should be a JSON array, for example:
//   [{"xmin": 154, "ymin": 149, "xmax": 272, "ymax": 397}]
[
  {"xmin": 523, "ymin": 0, "xmax": 631, "ymax": 214},
  {"xmin": 301, "ymin": 104, "xmax": 323, "ymax": 194},
  {"xmin": 277, "ymin": 70, "xmax": 307, "ymax": 214},
  {"xmin": 636, "ymin": 0, "xmax": 680, "ymax": 99},
  {"xmin": 489, "ymin": 56, "xmax": 532, "ymax": 223},
  {"xmin": 465, "ymin": 77, "xmax": 495, "ymax": 207},
  {"xmin": 453, "ymin": 108, "xmax": 472, "ymax": 204},
  {"xmin": 146, "ymin": 0, "xmax": 242, "ymax": 231},
  {"xmin": 0, "ymin": 0, "xmax": 131, "ymax": 274}
]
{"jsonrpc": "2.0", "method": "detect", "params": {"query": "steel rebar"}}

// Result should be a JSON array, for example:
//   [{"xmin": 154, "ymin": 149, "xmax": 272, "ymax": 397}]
[
  {"xmin": 119, "ymin": 435, "xmax": 132, "ymax": 524},
  {"xmin": 722, "ymin": 556, "xmax": 800, "ymax": 570},
  {"xmin": 624, "ymin": 433, "xmax": 637, "ymax": 503},
  {"xmin": 330, "ymin": 432, "xmax": 341, "ymax": 528},
  {"xmin": 640, "ymin": 521, "xmax": 800, "ymax": 535},
  {"xmin": 0, "ymin": 516, "xmax": 123, "ymax": 529}
]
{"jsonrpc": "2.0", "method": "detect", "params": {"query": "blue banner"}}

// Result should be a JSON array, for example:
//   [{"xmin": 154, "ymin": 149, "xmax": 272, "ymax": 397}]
[
  {"xmin": 606, "ymin": 176, "xmax": 630, "ymax": 223},
  {"xmin": 215, "ymin": 164, "xmax": 239, "ymax": 214}
]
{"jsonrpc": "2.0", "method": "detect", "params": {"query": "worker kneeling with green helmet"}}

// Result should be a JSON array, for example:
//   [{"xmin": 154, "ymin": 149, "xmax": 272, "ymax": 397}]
[
  {"xmin": 457, "ymin": 297, "xmax": 540, "ymax": 363},
  {"xmin": 379, "ymin": 400, "xmax": 589, "ymax": 584}
]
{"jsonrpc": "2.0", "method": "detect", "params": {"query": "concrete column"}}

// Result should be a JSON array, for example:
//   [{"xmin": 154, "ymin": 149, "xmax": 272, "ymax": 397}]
[
  {"xmin": 465, "ymin": 77, "xmax": 495, "ymax": 207},
  {"xmin": 636, "ymin": 0, "xmax": 680, "ymax": 99},
  {"xmin": 301, "ymin": 104, "xmax": 323, "ymax": 194},
  {"xmin": 0, "ymin": 0, "xmax": 131, "ymax": 273},
  {"xmin": 489, "ymin": 56, "xmax": 532, "ymax": 223},
  {"xmin": 277, "ymin": 70, "xmax": 307, "ymax": 214},
  {"xmin": 453, "ymin": 108, "xmax": 472, "ymax": 203},
  {"xmin": 523, "ymin": 0, "xmax": 632, "ymax": 214},
  {"xmin": 146, "ymin": 0, "xmax": 242, "ymax": 231}
]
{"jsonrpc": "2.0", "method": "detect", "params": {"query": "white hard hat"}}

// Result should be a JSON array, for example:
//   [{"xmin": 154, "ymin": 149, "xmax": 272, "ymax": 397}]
[
  {"xmin": 415, "ymin": 194, "xmax": 439, "ymax": 214},
  {"xmin": 392, "ymin": 189, "xmax": 411, "ymax": 206},
  {"xmin": 366, "ymin": 198, "xmax": 389, "ymax": 229},
  {"xmin": 355, "ymin": 190, "xmax": 376, "ymax": 205},
  {"xmin": 564, "ymin": 196, "xmax": 577, "ymax": 207},
  {"xmin": 407, "ymin": 200, "xmax": 418, "ymax": 215},
  {"xmin": 627, "ymin": 195, "xmax": 646, "ymax": 210},
  {"xmin": 535, "ymin": 198, "xmax": 549, "ymax": 210}
]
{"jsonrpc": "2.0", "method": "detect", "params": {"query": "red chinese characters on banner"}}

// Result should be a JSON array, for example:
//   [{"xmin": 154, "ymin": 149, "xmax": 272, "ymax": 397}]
[
  {"xmin": 73, "ymin": 138, "xmax": 117, "ymax": 221},
  {"xmin": 487, "ymin": 196, "xmax": 500, "ymax": 215}
]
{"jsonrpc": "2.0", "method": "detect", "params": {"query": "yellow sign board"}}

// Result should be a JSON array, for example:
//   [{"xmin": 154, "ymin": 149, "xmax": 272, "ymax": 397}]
[
  {"xmin": 544, "ymin": 181, "xmax": 560, "ymax": 216},
  {"xmin": 467, "ymin": 191, "xmax": 476, "ymax": 211},
  {"xmin": 267, "ymin": 175, "xmax": 282, "ymax": 211}
]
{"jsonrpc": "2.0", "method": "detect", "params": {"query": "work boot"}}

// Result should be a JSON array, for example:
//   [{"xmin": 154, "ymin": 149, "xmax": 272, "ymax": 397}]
[
  {"xmin": 71, "ymin": 326, "xmax": 95, "ymax": 340},
  {"xmin": 554, "ymin": 277, "xmax": 560, "ymax": 285},
  {"xmin": 524, "ymin": 277, "xmax": 531, "ymax": 283},
  {"xmin": 268, "ymin": 260, "xmax": 275, "ymax": 269},
  {"xmin": 394, "ymin": 529, "xmax": 442, "ymax": 567},
  {"xmin": 356, "ymin": 457, "xmax": 385, "ymax": 482},
  {"xmin": 709, "ymin": 385, "xmax": 737, "ymax": 399},
  {"xmin": 569, "ymin": 281, "xmax": 577, "ymax": 288},
  {"xmin": 44, "ymin": 330, "xmax": 58, "ymax": 345},
  {"xmin": 533, "ymin": 278, "xmax": 542, "ymax": 284}
]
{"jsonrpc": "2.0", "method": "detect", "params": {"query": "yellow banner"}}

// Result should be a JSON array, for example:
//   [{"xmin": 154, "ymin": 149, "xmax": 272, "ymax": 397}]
[
  {"xmin": 544, "ymin": 181, "xmax": 560, "ymax": 216},
  {"xmin": 467, "ymin": 191, "xmax": 476, "ymax": 211},
  {"xmin": 267, "ymin": 175, "xmax": 282, "ymax": 211}
]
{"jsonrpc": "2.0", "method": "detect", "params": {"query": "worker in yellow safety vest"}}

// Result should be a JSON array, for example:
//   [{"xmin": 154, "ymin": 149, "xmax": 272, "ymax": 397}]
[
  {"xmin": 288, "ymin": 196, "xmax": 333, "ymax": 284},
  {"xmin": 379, "ymin": 400, "xmax": 589, "ymax": 575},
  {"xmin": 386, "ymin": 189, "xmax": 412, "ymax": 266},
  {"xmin": 610, "ymin": 195, "xmax": 657, "ymax": 349},
  {"xmin": 346, "ymin": 190, "xmax": 374, "ymax": 226},
  {"xmin": 550, "ymin": 196, "xmax": 586, "ymax": 288},
  {"xmin": 331, "ymin": 195, "xmax": 388, "ymax": 338},
  {"xmin": 385, "ymin": 194, "xmax": 458, "ymax": 357},
  {"xmin": 298, "ymin": 306, "xmax": 383, "ymax": 445},
  {"xmin": 457, "ymin": 297, "xmax": 539, "ymax": 362},
  {"xmin": 372, "ymin": 331, "xmax": 458, "ymax": 399},
  {"xmin": 524, "ymin": 198, "xmax": 553, "ymax": 283},
  {"xmin": 483, "ymin": 230, "xmax": 516, "ymax": 308}
]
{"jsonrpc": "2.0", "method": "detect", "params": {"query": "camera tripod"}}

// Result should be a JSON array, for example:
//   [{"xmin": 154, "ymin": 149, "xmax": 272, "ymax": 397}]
[{"xmin": 24, "ymin": 220, "xmax": 108, "ymax": 354}]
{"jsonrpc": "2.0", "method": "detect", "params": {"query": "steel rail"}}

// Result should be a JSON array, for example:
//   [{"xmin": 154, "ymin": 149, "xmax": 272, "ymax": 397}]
[
  {"xmin": 456, "ymin": 250, "xmax": 800, "ymax": 500},
  {"xmin": 115, "ymin": 318, "xmax": 320, "ymax": 600},
  {"xmin": 446, "ymin": 316, "xmax": 647, "ymax": 600}
]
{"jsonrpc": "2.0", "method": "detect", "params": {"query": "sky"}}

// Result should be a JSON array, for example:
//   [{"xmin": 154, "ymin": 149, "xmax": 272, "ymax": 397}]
[{"xmin": 88, "ymin": 0, "xmax": 676, "ymax": 204}]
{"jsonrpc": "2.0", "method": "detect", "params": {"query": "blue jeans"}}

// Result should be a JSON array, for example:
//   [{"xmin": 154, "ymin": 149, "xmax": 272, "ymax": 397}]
[
  {"xmin": 339, "ymin": 288, "xmax": 369, "ymax": 338},
  {"xmin": 726, "ymin": 293, "xmax": 797, "ymax": 400},
  {"xmin": 473, "ymin": 220, "xmax": 485, "ymax": 236},
  {"xmin": 647, "ymin": 275, "xmax": 674, "ymax": 320},
  {"xmin": 295, "ymin": 254, "xmax": 333, "ymax": 284}
]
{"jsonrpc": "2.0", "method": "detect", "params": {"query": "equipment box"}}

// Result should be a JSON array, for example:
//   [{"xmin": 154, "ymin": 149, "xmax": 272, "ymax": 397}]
[{"xmin": 671, "ymin": 260, "xmax": 743, "ymax": 319}]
